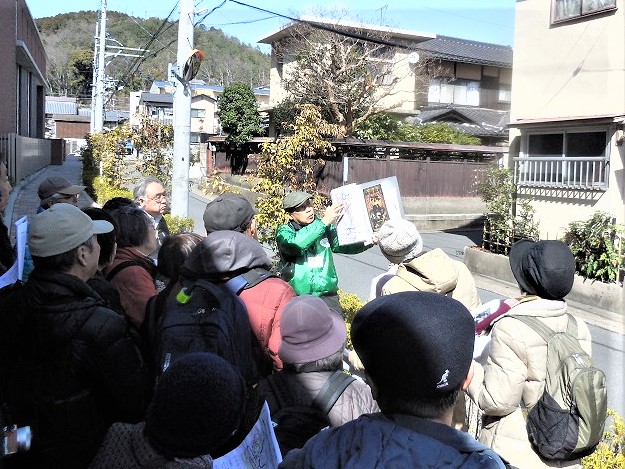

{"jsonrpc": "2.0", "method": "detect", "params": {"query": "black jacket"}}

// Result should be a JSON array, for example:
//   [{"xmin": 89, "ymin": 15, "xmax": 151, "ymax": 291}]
[{"xmin": 0, "ymin": 269, "xmax": 148, "ymax": 469}]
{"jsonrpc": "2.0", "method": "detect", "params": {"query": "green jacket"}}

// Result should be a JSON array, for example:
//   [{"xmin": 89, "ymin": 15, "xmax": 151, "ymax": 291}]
[{"xmin": 276, "ymin": 218, "xmax": 369, "ymax": 296}]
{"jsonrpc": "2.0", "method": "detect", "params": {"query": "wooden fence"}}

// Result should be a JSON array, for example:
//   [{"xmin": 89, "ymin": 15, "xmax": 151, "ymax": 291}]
[{"xmin": 212, "ymin": 150, "xmax": 495, "ymax": 198}]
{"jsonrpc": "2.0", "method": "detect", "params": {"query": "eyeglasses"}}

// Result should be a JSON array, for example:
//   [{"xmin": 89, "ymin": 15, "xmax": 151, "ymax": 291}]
[{"xmin": 145, "ymin": 193, "xmax": 168, "ymax": 203}]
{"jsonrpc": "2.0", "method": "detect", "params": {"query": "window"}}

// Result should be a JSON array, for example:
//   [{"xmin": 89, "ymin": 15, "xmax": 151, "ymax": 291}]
[
  {"xmin": 515, "ymin": 129, "xmax": 609, "ymax": 189},
  {"xmin": 191, "ymin": 108, "xmax": 206, "ymax": 118},
  {"xmin": 190, "ymin": 132, "xmax": 201, "ymax": 144},
  {"xmin": 499, "ymin": 84, "xmax": 511, "ymax": 103},
  {"xmin": 374, "ymin": 74, "xmax": 394, "ymax": 86},
  {"xmin": 552, "ymin": 0, "xmax": 616, "ymax": 24},
  {"xmin": 428, "ymin": 78, "xmax": 480, "ymax": 106}
]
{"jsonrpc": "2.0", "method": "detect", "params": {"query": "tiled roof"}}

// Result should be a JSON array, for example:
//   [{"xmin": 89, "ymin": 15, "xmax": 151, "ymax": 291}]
[
  {"xmin": 46, "ymin": 100, "xmax": 77, "ymax": 115},
  {"xmin": 409, "ymin": 105, "xmax": 510, "ymax": 137},
  {"xmin": 416, "ymin": 35, "xmax": 512, "ymax": 68},
  {"xmin": 140, "ymin": 93, "xmax": 174, "ymax": 105}
]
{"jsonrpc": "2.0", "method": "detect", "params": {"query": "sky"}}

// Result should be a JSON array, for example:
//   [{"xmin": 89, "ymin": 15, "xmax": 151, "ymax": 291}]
[{"xmin": 27, "ymin": 0, "xmax": 516, "ymax": 52}]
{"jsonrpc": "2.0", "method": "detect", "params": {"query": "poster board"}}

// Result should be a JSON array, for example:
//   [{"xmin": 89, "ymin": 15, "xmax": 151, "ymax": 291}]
[{"xmin": 330, "ymin": 176, "xmax": 404, "ymax": 246}]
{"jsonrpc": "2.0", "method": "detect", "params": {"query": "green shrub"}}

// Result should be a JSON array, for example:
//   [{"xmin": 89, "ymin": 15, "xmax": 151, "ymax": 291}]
[
  {"xmin": 92, "ymin": 176, "xmax": 133, "ymax": 205},
  {"xmin": 164, "ymin": 214, "xmax": 196, "ymax": 235},
  {"xmin": 582, "ymin": 409, "xmax": 625, "ymax": 468},
  {"xmin": 338, "ymin": 290, "xmax": 365, "ymax": 350},
  {"xmin": 563, "ymin": 212, "xmax": 625, "ymax": 284}
]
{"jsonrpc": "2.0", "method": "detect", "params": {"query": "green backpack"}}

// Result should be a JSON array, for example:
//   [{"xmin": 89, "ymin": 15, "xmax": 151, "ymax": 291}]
[{"xmin": 511, "ymin": 314, "xmax": 608, "ymax": 461}]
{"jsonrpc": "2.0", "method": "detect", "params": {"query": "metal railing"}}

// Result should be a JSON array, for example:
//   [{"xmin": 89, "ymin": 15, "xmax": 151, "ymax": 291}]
[{"xmin": 513, "ymin": 156, "xmax": 608, "ymax": 190}]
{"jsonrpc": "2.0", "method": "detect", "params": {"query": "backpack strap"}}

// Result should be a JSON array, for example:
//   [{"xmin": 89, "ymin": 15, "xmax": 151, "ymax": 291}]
[
  {"xmin": 517, "ymin": 313, "xmax": 577, "ymax": 340},
  {"xmin": 105, "ymin": 260, "xmax": 142, "ymax": 282},
  {"xmin": 225, "ymin": 268, "xmax": 276, "ymax": 295},
  {"xmin": 312, "ymin": 370, "xmax": 356, "ymax": 415}
]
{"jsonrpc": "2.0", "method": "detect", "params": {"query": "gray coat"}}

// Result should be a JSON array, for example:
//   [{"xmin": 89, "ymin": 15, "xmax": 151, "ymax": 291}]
[{"xmin": 258, "ymin": 371, "xmax": 379, "ymax": 428}]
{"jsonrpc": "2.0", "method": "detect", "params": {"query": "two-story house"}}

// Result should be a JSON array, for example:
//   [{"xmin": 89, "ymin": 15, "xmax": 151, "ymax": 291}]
[
  {"xmin": 258, "ymin": 18, "xmax": 512, "ymax": 143},
  {"xmin": 508, "ymin": 0, "xmax": 624, "ymax": 238},
  {"xmin": 130, "ymin": 80, "xmax": 269, "ymax": 144}
]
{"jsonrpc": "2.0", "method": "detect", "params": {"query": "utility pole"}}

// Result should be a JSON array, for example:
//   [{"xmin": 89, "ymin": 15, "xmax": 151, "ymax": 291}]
[
  {"xmin": 92, "ymin": 0, "xmax": 107, "ymax": 133},
  {"xmin": 170, "ymin": 0, "xmax": 194, "ymax": 217}
]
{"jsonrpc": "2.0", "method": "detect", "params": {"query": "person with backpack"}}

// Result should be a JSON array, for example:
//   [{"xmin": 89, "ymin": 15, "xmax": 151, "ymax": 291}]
[
  {"xmin": 258, "ymin": 295, "xmax": 379, "ymax": 456},
  {"xmin": 467, "ymin": 239, "xmax": 605, "ymax": 468},
  {"xmin": 105, "ymin": 206, "xmax": 158, "ymax": 329},
  {"xmin": 181, "ymin": 230, "xmax": 295, "ymax": 374},
  {"xmin": 280, "ymin": 292, "xmax": 509, "ymax": 468}
]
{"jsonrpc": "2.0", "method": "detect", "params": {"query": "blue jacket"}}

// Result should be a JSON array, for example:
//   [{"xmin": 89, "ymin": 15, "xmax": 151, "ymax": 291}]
[{"xmin": 279, "ymin": 412, "xmax": 508, "ymax": 469}]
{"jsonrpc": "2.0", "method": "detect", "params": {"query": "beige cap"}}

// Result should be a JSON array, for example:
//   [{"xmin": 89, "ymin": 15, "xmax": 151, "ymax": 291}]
[
  {"xmin": 37, "ymin": 176, "xmax": 85, "ymax": 200},
  {"xmin": 29, "ymin": 204, "xmax": 113, "ymax": 257}
]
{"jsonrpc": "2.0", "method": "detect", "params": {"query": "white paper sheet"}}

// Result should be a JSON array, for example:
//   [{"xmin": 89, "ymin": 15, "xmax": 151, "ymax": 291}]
[
  {"xmin": 213, "ymin": 401, "xmax": 283, "ymax": 469},
  {"xmin": 0, "ymin": 216, "xmax": 28, "ymax": 288}
]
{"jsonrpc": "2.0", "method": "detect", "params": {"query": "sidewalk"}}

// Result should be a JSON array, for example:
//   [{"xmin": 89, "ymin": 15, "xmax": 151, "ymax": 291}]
[{"xmin": 3, "ymin": 153, "xmax": 97, "ymax": 240}]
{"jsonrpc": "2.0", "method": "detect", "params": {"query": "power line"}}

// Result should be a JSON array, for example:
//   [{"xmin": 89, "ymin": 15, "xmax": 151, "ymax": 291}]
[
  {"xmin": 194, "ymin": 0, "xmax": 227, "ymax": 26},
  {"xmin": 227, "ymin": 0, "xmax": 420, "ymax": 50}
]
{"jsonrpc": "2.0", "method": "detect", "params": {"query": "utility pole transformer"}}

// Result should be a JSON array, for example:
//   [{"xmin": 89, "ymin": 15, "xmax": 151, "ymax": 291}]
[{"xmin": 171, "ymin": 0, "xmax": 195, "ymax": 218}]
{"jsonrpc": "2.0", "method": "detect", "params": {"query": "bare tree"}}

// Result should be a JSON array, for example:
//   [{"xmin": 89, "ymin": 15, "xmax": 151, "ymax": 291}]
[{"xmin": 277, "ymin": 17, "xmax": 433, "ymax": 137}]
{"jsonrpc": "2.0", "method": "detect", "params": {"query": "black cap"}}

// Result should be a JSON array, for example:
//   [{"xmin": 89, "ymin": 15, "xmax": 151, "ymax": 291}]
[
  {"xmin": 203, "ymin": 193, "xmax": 257, "ymax": 233},
  {"xmin": 509, "ymin": 239, "xmax": 575, "ymax": 300},
  {"xmin": 352, "ymin": 292, "xmax": 474, "ymax": 401}
]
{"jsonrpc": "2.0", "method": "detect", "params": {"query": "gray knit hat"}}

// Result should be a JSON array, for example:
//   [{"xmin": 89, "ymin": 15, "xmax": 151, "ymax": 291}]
[{"xmin": 377, "ymin": 219, "xmax": 423, "ymax": 264}]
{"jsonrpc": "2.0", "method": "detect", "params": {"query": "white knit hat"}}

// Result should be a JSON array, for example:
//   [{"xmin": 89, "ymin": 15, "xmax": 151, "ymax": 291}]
[{"xmin": 377, "ymin": 219, "xmax": 423, "ymax": 264}]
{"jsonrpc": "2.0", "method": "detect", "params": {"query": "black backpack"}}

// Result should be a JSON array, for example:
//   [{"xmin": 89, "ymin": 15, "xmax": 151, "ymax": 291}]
[
  {"xmin": 152, "ymin": 278, "xmax": 259, "ymax": 386},
  {"xmin": 266, "ymin": 371, "xmax": 355, "ymax": 456}
]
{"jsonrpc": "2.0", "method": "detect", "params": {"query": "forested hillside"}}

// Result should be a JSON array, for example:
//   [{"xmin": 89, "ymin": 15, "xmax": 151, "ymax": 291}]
[{"xmin": 37, "ymin": 11, "xmax": 270, "ymax": 104}]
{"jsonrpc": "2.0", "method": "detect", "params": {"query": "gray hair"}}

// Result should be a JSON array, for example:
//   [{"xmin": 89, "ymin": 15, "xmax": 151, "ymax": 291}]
[{"xmin": 133, "ymin": 176, "xmax": 164, "ymax": 202}]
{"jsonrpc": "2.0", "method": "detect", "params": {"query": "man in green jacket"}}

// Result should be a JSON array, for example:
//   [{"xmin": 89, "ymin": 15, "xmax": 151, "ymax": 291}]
[{"xmin": 276, "ymin": 191, "xmax": 374, "ymax": 312}]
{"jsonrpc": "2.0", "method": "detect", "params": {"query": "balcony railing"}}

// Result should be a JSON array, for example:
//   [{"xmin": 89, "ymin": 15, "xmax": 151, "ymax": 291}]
[{"xmin": 513, "ymin": 156, "xmax": 608, "ymax": 190}]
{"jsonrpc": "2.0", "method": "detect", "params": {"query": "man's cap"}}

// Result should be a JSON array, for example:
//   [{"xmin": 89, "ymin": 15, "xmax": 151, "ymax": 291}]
[
  {"xmin": 352, "ymin": 291, "xmax": 474, "ymax": 400},
  {"xmin": 37, "ymin": 176, "xmax": 85, "ymax": 200},
  {"xmin": 183, "ymin": 230, "xmax": 272, "ymax": 277},
  {"xmin": 279, "ymin": 295, "xmax": 346, "ymax": 364},
  {"xmin": 144, "ymin": 352, "xmax": 246, "ymax": 459},
  {"xmin": 282, "ymin": 191, "xmax": 312, "ymax": 210},
  {"xmin": 203, "ymin": 193, "xmax": 257, "ymax": 233},
  {"xmin": 509, "ymin": 239, "xmax": 575, "ymax": 300},
  {"xmin": 29, "ymin": 203, "xmax": 113, "ymax": 257},
  {"xmin": 377, "ymin": 219, "xmax": 424, "ymax": 264}
]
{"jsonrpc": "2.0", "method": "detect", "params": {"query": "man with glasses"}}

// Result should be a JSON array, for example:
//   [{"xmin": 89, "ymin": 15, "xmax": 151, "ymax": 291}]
[
  {"xmin": 134, "ymin": 176, "xmax": 170, "ymax": 259},
  {"xmin": 37, "ymin": 176, "xmax": 85, "ymax": 212}
]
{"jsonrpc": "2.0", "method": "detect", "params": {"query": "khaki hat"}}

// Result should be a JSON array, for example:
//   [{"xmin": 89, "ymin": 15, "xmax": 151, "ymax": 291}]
[
  {"xmin": 37, "ymin": 176, "xmax": 85, "ymax": 200},
  {"xmin": 29, "ymin": 204, "xmax": 113, "ymax": 257},
  {"xmin": 283, "ymin": 191, "xmax": 312, "ymax": 210}
]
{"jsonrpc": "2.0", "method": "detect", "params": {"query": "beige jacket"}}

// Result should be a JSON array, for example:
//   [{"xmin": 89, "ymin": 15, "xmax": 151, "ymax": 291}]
[
  {"xmin": 381, "ymin": 248, "xmax": 482, "ymax": 310},
  {"xmin": 467, "ymin": 299, "xmax": 592, "ymax": 469}
]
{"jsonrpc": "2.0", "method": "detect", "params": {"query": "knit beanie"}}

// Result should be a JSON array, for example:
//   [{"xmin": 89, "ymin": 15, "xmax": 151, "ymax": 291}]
[
  {"xmin": 352, "ymin": 292, "xmax": 474, "ymax": 402},
  {"xmin": 377, "ymin": 219, "xmax": 423, "ymax": 264},
  {"xmin": 279, "ymin": 295, "xmax": 346, "ymax": 364},
  {"xmin": 144, "ymin": 353, "xmax": 246, "ymax": 459},
  {"xmin": 509, "ymin": 239, "xmax": 575, "ymax": 300}
]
